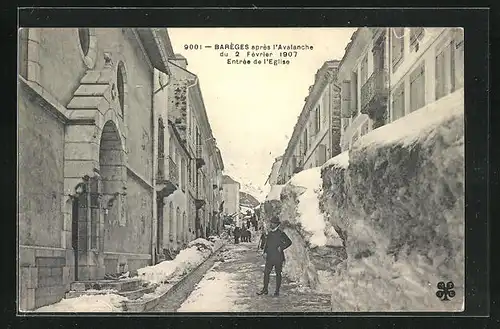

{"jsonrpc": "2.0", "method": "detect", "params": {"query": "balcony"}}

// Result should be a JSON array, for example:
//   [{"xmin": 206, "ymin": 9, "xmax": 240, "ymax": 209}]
[
  {"xmin": 156, "ymin": 155, "xmax": 178, "ymax": 199},
  {"xmin": 360, "ymin": 69, "xmax": 389, "ymax": 120},
  {"xmin": 195, "ymin": 144, "xmax": 205, "ymax": 169}
]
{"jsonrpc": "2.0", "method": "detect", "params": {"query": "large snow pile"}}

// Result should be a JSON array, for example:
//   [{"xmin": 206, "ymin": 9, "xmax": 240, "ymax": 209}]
[
  {"xmin": 278, "ymin": 167, "xmax": 344, "ymax": 290},
  {"xmin": 138, "ymin": 238, "xmax": 218, "ymax": 284},
  {"xmin": 265, "ymin": 185, "xmax": 285, "ymax": 202},
  {"xmin": 322, "ymin": 89, "xmax": 464, "ymax": 311},
  {"xmin": 283, "ymin": 167, "xmax": 342, "ymax": 248},
  {"xmin": 34, "ymin": 293, "xmax": 127, "ymax": 312}
]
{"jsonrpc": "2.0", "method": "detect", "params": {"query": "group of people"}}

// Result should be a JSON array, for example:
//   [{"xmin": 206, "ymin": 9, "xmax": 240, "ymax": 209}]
[{"xmin": 231, "ymin": 224, "xmax": 253, "ymax": 244}]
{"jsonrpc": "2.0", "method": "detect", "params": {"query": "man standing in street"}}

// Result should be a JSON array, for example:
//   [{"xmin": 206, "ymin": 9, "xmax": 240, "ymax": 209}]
[{"xmin": 257, "ymin": 216, "xmax": 292, "ymax": 297}]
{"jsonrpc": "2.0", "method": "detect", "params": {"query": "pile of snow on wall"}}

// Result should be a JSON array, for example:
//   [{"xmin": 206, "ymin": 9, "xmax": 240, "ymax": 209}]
[{"xmin": 321, "ymin": 89, "xmax": 464, "ymax": 311}]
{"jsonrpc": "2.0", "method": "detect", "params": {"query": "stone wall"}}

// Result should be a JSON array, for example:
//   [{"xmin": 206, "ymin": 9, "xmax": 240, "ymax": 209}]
[{"xmin": 18, "ymin": 86, "xmax": 72, "ymax": 310}]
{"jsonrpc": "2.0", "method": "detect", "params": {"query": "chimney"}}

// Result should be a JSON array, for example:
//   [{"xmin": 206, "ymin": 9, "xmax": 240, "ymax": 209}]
[{"xmin": 171, "ymin": 53, "xmax": 188, "ymax": 69}]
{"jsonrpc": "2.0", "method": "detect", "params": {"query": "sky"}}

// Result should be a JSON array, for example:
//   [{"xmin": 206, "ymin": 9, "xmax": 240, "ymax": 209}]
[{"xmin": 168, "ymin": 28, "xmax": 357, "ymax": 198}]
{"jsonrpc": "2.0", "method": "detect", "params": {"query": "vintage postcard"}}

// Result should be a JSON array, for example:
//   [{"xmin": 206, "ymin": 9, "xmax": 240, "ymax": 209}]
[{"xmin": 18, "ymin": 26, "xmax": 465, "ymax": 313}]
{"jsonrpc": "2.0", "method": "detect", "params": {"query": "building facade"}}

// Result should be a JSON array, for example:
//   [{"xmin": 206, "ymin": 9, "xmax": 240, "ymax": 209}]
[
  {"xmin": 339, "ymin": 27, "xmax": 464, "ymax": 151},
  {"xmin": 166, "ymin": 55, "xmax": 224, "ymax": 241},
  {"xmin": 264, "ymin": 156, "xmax": 283, "ymax": 187},
  {"xmin": 277, "ymin": 60, "xmax": 342, "ymax": 184},
  {"xmin": 18, "ymin": 28, "xmax": 225, "ymax": 310},
  {"xmin": 221, "ymin": 175, "xmax": 241, "ymax": 226},
  {"xmin": 18, "ymin": 28, "xmax": 177, "ymax": 310}
]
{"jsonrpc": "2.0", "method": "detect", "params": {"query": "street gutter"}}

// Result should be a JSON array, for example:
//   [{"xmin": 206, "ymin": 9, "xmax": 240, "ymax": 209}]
[{"xmin": 122, "ymin": 242, "xmax": 226, "ymax": 312}]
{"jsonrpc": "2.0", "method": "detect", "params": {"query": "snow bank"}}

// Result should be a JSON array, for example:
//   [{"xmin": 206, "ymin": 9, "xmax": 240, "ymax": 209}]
[
  {"xmin": 283, "ymin": 167, "xmax": 341, "ymax": 247},
  {"xmin": 34, "ymin": 293, "xmax": 126, "ymax": 312},
  {"xmin": 322, "ymin": 89, "xmax": 464, "ymax": 311},
  {"xmin": 322, "ymin": 150, "xmax": 350, "ymax": 170},
  {"xmin": 138, "ymin": 238, "xmax": 218, "ymax": 284},
  {"xmin": 265, "ymin": 185, "xmax": 284, "ymax": 202}
]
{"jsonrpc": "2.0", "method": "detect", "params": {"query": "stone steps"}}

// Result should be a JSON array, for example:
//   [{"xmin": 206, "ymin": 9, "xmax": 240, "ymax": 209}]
[{"xmin": 66, "ymin": 278, "xmax": 156, "ymax": 301}]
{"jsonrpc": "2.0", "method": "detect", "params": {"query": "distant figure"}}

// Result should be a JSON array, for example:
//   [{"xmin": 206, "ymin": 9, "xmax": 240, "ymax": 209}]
[
  {"xmin": 257, "ymin": 216, "xmax": 292, "ymax": 297},
  {"xmin": 234, "ymin": 226, "xmax": 241, "ymax": 244}
]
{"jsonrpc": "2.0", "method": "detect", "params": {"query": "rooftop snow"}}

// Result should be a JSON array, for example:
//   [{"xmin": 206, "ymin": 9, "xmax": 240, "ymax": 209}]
[
  {"xmin": 354, "ymin": 88, "xmax": 464, "ymax": 151},
  {"xmin": 322, "ymin": 150, "xmax": 350, "ymax": 170},
  {"xmin": 265, "ymin": 185, "xmax": 285, "ymax": 202}
]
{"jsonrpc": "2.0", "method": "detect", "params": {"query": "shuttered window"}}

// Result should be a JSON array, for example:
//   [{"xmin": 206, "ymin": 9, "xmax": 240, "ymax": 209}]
[
  {"xmin": 454, "ymin": 29, "xmax": 464, "ymax": 89},
  {"xmin": 351, "ymin": 71, "xmax": 358, "ymax": 117},
  {"xmin": 18, "ymin": 28, "xmax": 29, "ymax": 79},
  {"xmin": 410, "ymin": 28, "xmax": 425, "ymax": 51},
  {"xmin": 435, "ymin": 41, "xmax": 456, "ymax": 101},
  {"xmin": 392, "ymin": 28, "xmax": 405, "ymax": 70},
  {"xmin": 410, "ymin": 62, "xmax": 425, "ymax": 112},
  {"xmin": 341, "ymin": 80, "xmax": 351, "ymax": 118},
  {"xmin": 318, "ymin": 144, "xmax": 327, "ymax": 165},
  {"xmin": 392, "ymin": 82, "xmax": 405, "ymax": 121},
  {"xmin": 360, "ymin": 55, "xmax": 368, "ymax": 85}
]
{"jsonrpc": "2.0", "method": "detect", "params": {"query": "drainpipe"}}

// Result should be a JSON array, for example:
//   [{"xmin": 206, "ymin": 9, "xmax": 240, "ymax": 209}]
[
  {"xmin": 186, "ymin": 77, "xmax": 198, "ymax": 237},
  {"xmin": 387, "ymin": 27, "xmax": 392, "ymax": 125},
  {"xmin": 151, "ymin": 70, "xmax": 171, "ymax": 265}
]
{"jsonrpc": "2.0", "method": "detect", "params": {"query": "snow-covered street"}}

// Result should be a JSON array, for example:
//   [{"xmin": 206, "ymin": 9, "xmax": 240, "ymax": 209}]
[{"xmin": 163, "ymin": 241, "xmax": 332, "ymax": 312}]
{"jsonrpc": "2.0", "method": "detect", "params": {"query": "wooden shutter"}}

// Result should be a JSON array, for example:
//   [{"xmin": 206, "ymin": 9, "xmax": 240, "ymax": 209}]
[
  {"xmin": 351, "ymin": 71, "xmax": 358, "ymax": 115},
  {"xmin": 318, "ymin": 144, "xmax": 327, "ymax": 165},
  {"xmin": 435, "ymin": 50, "xmax": 445, "ymax": 100},
  {"xmin": 341, "ymin": 80, "xmax": 352, "ymax": 118},
  {"xmin": 392, "ymin": 82, "xmax": 405, "ymax": 121},
  {"xmin": 410, "ymin": 63, "xmax": 425, "ymax": 112}
]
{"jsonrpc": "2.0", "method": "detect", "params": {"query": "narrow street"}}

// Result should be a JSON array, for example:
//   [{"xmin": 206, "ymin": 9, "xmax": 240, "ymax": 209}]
[{"xmin": 162, "ymin": 241, "xmax": 332, "ymax": 312}]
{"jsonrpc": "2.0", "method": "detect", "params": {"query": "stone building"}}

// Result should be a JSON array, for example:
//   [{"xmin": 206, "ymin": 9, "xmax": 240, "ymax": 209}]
[
  {"xmin": 221, "ymin": 175, "xmax": 241, "ymax": 227},
  {"xmin": 166, "ymin": 54, "xmax": 224, "ymax": 241},
  {"xmin": 339, "ymin": 27, "xmax": 464, "ymax": 151},
  {"xmin": 277, "ymin": 60, "xmax": 341, "ymax": 184},
  {"xmin": 264, "ymin": 155, "xmax": 283, "ymax": 187},
  {"xmin": 18, "ymin": 28, "xmax": 225, "ymax": 310},
  {"xmin": 18, "ymin": 28, "xmax": 177, "ymax": 310}
]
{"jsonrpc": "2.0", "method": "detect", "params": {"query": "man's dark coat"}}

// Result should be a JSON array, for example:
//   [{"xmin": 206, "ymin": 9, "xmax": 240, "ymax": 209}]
[{"xmin": 263, "ymin": 228, "xmax": 292, "ymax": 264}]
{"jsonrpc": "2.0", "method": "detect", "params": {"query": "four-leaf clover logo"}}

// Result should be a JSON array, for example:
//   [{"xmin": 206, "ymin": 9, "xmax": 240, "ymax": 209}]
[{"xmin": 436, "ymin": 281, "xmax": 455, "ymax": 301}]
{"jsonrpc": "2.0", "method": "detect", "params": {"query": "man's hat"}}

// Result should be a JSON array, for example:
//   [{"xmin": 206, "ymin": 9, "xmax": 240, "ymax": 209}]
[{"xmin": 270, "ymin": 216, "xmax": 280, "ymax": 224}]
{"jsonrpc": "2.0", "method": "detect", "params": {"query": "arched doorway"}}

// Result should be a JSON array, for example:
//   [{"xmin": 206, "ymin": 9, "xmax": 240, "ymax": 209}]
[{"xmin": 99, "ymin": 120, "xmax": 126, "ymax": 270}]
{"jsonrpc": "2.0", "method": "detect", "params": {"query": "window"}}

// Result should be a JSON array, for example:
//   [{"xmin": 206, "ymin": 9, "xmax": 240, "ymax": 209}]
[
  {"xmin": 410, "ymin": 63, "xmax": 426, "ymax": 112},
  {"xmin": 78, "ymin": 28, "xmax": 90, "ymax": 56},
  {"xmin": 181, "ymin": 158, "xmax": 186, "ymax": 191},
  {"xmin": 392, "ymin": 82, "xmax": 405, "ymax": 121},
  {"xmin": 117, "ymin": 61, "xmax": 126, "ymax": 117},
  {"xmin": 454, "ymin": 29, "xmax": 464, "ymax": 89},
  {"xmin": 18, "ymin": 28, "xmax": 29, "ymax": 79},
  {"xmin": 410, "ymin": 28, "xmax": 425, "ymax": 51},
  {"xmin": 341, "ymin": 80, "xmax": 352, "ymax": 118},
  {"xmin": 187, "ymin": 159, "xmax": 192, "ymax": 185},
  {"xmin": 157, "ymin": 118, "xmax": 165, "ymax": 179},
  {"xmin": 435, "ymin": 41, "xmax": 456, "ymax": 101},
  {"xmin": 361, "ymin": 121, "xmax": 369, "ymax": 136},
  {"xmin": 392, "ymin": 28, "xmax": 405, "ymax": 70},
  {"xmin": 315, "ymin": 105, "xmax": 321, "ymax": 133},
  {"xmin": 360, "ymin": 55, "xmax": 368, "ymax": 85},
  {"xmin": 351, "ymin": 71, "xmax": 358, "ymax": 117},
  {"xmin": 304, "ymin": 130, "xmax": 308, "ymax": 153},
  {"xmin": 169, "ymin": 202, "xmax": 174, "ymax": 242}
]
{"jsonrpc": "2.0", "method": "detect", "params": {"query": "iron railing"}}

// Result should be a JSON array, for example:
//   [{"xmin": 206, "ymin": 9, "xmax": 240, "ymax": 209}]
[{"xmin": 361, "ymin": 69, "xmax": 388, "ymax": 112}]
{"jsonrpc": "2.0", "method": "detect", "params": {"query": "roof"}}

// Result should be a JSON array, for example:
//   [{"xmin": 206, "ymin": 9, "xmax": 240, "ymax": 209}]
[{"xmin": 222, "ymin": 175, "xmax": 239, "ymax": 185}]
